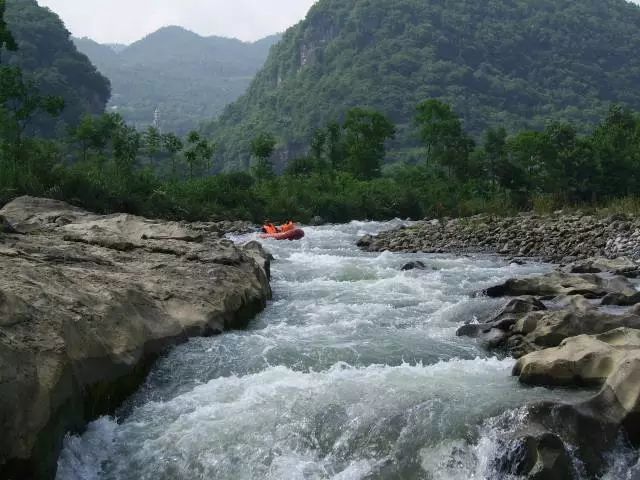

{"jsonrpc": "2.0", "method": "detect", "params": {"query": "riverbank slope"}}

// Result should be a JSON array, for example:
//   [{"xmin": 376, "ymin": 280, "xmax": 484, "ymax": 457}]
[
  {"xmin": 0, "ymin": 197, "xmax": 271, "ymax": 479},
  {"xmin": 358, "ymin": 213, "xmax": 640, "ymax": 261}
]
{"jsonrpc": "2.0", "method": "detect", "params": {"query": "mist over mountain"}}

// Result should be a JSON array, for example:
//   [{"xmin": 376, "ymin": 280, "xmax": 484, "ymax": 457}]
[
  {"xmin": 210, "ymin": 0, "xmax": 640, "ymax": 169},
  {"xmin": 74, "ymin": 27, "xmax": 281, "ymax": 134}
]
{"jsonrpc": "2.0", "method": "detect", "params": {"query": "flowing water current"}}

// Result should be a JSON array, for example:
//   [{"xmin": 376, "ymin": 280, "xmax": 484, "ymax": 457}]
[{"xmin": 56, "ymin": 221, "xmax": 632, "ymax": 479}]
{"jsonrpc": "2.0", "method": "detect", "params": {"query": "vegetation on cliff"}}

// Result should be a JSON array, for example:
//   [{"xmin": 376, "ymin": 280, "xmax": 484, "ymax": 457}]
[
  {"xmin": 209, "ymin": 0, "xmax": 640, "ymax": 170},
  {"xmin": 4, "ymin": 0, "xmax": 110, "ymax": 135}
]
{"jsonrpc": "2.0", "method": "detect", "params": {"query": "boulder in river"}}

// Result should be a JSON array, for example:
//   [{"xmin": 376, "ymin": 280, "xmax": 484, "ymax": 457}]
[
  {"xmin": 504, "ymin": 349, "xmax": 640, "ymax": 478},
  {"xmin": 484, "ymin": 272, "xmax": 636, "ymax": 299},
  {"xmin": 456, "ymin": 296, "xmax": 546, "ymax": 341},
  {"xmin": 563, "ymin": 256, "xmax": 640, "ymax": 277},
  {"xmin": 0, "ymin": 196, "xmax": 272, "ymax": 479},
  {"xmin": 497, "ymin": 430, "xmax": 575, "ymax": 480},
  {"xmin": 601, "ymin": 291, "xmax": 640, "ymax": 306},
  {"xmin": 514, "ymin": 328, "xmax": 640, "ymax": 387},
  {"xmin": 511, "ymin": 308, "xmax": 640, "ymax": 352}
]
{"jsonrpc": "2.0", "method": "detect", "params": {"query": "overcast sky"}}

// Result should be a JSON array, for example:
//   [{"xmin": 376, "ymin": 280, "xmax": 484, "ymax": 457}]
[
  {"xmin": 38, "ymin": 0, "xmax": 640, "ymax": 45},
  {"xmin": 37, "ymin": 0, "xmax": 318, "ymax": 44}
]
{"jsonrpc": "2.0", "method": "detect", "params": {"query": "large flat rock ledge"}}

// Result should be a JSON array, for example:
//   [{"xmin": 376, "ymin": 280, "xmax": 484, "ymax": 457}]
[{"xmin": 0, "ymin": 197, "xmax": 272, "ymax": 479}]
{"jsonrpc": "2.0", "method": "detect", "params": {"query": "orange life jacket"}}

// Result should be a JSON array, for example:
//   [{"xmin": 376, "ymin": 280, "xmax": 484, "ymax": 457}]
[
  {"xmin": 264, "ymin": 224, "xmax": 278, "ymax": 234},
  {"xmin": 280, "ymin": 221, "xmax": 296, "ymax": 233}
]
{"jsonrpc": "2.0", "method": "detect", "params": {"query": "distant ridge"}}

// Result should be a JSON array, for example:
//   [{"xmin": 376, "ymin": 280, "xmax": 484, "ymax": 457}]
[{"xmin": 74, "ymin": 26, "xmax": 281, "ymax": 134}]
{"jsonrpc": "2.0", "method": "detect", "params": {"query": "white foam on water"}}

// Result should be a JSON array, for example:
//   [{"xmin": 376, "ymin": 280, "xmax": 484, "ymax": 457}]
[{"xmin": 57, "ymin": 221, "xmax": 592, "ymax": 480}]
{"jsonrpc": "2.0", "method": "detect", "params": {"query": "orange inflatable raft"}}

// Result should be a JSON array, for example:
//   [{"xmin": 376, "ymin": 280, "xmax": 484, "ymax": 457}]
[
  {"xmin": 259, "ymin": 228, "xmax": 305, "ymax": 241},
  {"xmin": 259, "ymin": 222, "xmax": 305, "ymax": 241}
]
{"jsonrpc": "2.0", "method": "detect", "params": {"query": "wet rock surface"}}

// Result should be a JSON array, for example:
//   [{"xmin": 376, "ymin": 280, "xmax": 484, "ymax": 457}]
[
  {"xmin": 460, "ymin": 254, "xmax": 640, "ymax": 477},
  {"xmin": 359, "ymin": 214, "xmax": 640, "ymax": 474},
  {"xmin": 0, "ymin": 197, "xmax": 271, "ymax": 479},
  {"xmin": 358, "ymin": 213, "xmax": 640, "ymax": 261}
]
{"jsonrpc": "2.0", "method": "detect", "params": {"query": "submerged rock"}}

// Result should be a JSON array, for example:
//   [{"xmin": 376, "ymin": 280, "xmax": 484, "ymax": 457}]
[
  {"xmin": 401, "ymin": 260, "xmax": 426, "ymax": 271},
  {"xmin": 497, "ymin": 430, "xmax": 575, "ymax": 480},
  {"xmin": 0, "ymin": 197, "xmax": 272, "ymax": 479}
]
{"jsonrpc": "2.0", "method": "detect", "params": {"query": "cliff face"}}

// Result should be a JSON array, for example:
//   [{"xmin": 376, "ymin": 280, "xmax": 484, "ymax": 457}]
[{"xmin": 0, "ymin": 197, "xmax": 271, "ymax": 479}]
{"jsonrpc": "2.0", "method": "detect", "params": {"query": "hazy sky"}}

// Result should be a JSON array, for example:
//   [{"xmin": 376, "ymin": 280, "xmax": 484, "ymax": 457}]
[
  {"xmin": 37, "ymin": 0, "xmax": 318, "ymax": 44},
  {"xmin": 38, "ymin": 0, "xmax": 640, "ymax": 45}
]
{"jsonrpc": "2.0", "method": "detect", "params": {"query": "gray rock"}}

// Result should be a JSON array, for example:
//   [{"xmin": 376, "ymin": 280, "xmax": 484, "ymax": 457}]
[
  {"xmin": 497, "ymin": 432, "xmax": 575, "ymax": 480},
  {"xmin": 0, "ymin": 215, "xmax": 18, "ymax": 234},
  {"xmin": 601, "ymin": 291, "xmax": 640, "ymax": 306},
  {"xmin": 0, "ymin": 196, "xmax": 272, "ymax": 479},
  {"xmin": 484, "ymin": 272, "xmax": 635, "ymax": 299}
]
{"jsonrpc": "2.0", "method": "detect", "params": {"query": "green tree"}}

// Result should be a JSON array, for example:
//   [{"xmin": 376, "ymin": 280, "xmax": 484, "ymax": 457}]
[
  {"xmin": 250, "ymin": 132, "xmax": 276, "ymax": 179},
  {"xmin": 326, "ymin": 121, "xmax": 345, "ymax": 172},
  {"xmin": 72, "ymin": 114, "xmax": 103, "ymax": 162},
  {"xmin": 484, "ymin": 127, "xmax": 507, "ymax": 188},
  {"xmin": 415, "ymin": 99, "xmax": 474, "ymax": 178},
  {"xmin": 112, "ymin": 119, "xmax": 140, "ymax": 175},
  {"xmin": 0, "ymin": 0, "xmax": 17, "ymax": 64},
  {"xmin": 183, "ymin": 131, "xmax": 215, "ymax": 178},
  {"xmin": 143, "ymin": 126, "xmax": 162, "ymax": 164},
  {"xmin": 343, "ymin": 108, "xmax": 395, "ymax": 180},
  {"xmin": 591, "ymin": 106, "xmax": 640, "ymax": 197},
  {"xmin": 505, "ymin": 131, "xmax": 552, "ymax": 192},
  {"xmin": 184, "ymin": 131, "xmax": 202, "ymax": 179},
  {"xmin": 0, "ymin": 66, "xmax": 64, "ymax": 174},
  {"xmin": 162, "ymin": 132, "xmax": 183, "ymax": 177}
]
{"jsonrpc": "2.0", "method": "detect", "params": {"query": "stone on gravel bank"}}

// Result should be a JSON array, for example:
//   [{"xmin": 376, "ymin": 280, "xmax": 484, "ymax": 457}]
[
  {"xmin": 358, "ymin": 214, "xmax": 640, "ymax": 260},
  {"xmin": 0, "ymin": 197, "xmax": 271, "ymax": 480}
]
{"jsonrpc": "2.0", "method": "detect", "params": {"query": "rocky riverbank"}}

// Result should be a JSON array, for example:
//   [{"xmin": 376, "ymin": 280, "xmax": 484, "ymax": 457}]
[
  {"xmin": 358, "ymin": 215, "xmax": 640, "ymax": 476},
  {"xmin": 0, "ymin": 197, "xmax": 271, "ymax": 480},
  {"xmin": 460, "ymin": 263, "xmax": 640, "ymax": 478},
  {"xmin": 358, "ymin": 213, "xmax": 640, "ymax": 261}
]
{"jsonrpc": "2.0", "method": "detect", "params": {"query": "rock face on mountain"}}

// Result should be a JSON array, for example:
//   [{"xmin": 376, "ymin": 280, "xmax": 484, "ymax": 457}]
[
  {"xmin": 0, "ymin": 197, "xmax": 271, "ymax": 479},
  {"xmin": 358, "ymin": 213, "xmax": 640, "ymax": 261},
  {"xmin": 212, "ymin": 0, "xmax": 640, "ymax": 169}
]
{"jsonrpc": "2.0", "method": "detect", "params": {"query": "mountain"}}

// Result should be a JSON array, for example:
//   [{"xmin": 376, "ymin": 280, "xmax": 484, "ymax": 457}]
[
  {"xmin": 4, "ymin": 0, "xmax": 110, "ymax": 134},
  {"xmin": 210, "ymin": 0, "xmax": 640, "ymax": 170},
  {"xmin": 74, "ymin": 27, "xmax": 281, "ymax": 134}
]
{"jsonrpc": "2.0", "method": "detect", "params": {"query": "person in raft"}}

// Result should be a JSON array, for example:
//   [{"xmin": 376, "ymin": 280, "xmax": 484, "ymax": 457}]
[
  {"xmin": 262, "ymin": 222, "xmax": 279, "ymax": 234},
  {"xmin": 261, "ymin": 220, "xmax": 296, "ymax": 234}
]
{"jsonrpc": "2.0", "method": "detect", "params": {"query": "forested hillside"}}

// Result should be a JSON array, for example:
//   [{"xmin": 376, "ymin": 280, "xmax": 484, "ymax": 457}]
[
  {"xmin": 74, "ymin": 28, "xmax": 281, "ymax": 134},
  {"xmin": 210, "ymin": 0, "xmax": 640, "ymax": 170},
  {"xmin": 4, "ymin": 0, "xmax": 110, "ymax": 135}
]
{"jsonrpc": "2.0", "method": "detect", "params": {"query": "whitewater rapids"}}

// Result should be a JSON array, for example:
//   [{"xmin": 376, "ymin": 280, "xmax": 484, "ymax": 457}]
[{"xmin": 57, "ymin": 221, "xmax": 604, "ymax": 480}]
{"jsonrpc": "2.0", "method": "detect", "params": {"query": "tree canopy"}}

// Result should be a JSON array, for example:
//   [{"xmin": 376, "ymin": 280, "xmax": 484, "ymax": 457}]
[
  {"xmin": 209, "ymin": 0, "xmax": 640, "ymax": 171},
  {"xmin": 4, "ymin": 0, "xmax": 110, "ymax": 135}
]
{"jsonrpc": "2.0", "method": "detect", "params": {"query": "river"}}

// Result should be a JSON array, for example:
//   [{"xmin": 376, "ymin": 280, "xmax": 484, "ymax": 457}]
[{"xmin": 57, "ymin": 221, "xmax": 610, "ymax": 479}]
